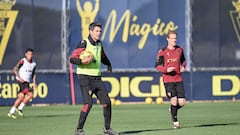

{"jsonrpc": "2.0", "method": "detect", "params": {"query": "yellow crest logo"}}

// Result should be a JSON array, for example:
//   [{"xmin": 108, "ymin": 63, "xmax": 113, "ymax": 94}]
[
  {"xmin": 230, "ymin": 0, "xmax": 240, "ymax": 43},
  {"xmin": 76, "ymin": 0, "xmax": 99, "ymax": 39},
  {"xmin": 0, "ymin": 0, "xmax": 18, "ymax": 65}
]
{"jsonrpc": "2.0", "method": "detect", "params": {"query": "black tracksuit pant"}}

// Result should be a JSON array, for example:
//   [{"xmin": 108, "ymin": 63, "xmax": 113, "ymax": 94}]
[{"xmin": 77, "ymin": 74, "xmax": 112, "ymax": 130}]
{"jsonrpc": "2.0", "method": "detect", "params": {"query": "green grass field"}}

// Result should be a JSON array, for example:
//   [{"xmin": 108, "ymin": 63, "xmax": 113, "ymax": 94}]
[{"xmin": 0, "ymin": 102, "xmax": 239, "ymax": 135}]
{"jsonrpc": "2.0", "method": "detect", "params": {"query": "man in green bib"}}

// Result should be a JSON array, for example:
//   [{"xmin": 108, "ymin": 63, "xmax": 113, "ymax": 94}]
[{"xmin": 70, "ymin": 22, "xmax": 119, "ymax": 135}]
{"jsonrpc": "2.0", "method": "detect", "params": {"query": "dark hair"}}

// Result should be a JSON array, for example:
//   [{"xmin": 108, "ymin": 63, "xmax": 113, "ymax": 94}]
[
  {"xmin": 25, "ymin": 48, "xmax": 34, "ymax": 53},
  {"xmin": 89, "ymin": 22, "xmax": 101, "ymax": 31}
]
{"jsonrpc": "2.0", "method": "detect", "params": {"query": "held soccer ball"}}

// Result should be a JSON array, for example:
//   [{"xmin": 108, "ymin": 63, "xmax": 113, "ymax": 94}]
[
  {"xmin": 79, "ymin": 51, "xmax": 94, "ymax": 64},
  {"xmin": 79, "ymin": 50, "xmax": 93, "ymax": 60}
]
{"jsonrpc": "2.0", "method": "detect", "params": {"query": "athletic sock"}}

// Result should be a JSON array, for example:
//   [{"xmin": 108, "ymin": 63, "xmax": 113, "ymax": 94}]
[
  {"xmin": 18, "ymin": 102, "xmax": 25, "ymax": 110},
  {"xmin": 10, "ymin": 106, "xmax": 16, "ymax": 114},
  {"xmin": 170, "ymin": 105, "xmax": 178, "ymax": 122}
]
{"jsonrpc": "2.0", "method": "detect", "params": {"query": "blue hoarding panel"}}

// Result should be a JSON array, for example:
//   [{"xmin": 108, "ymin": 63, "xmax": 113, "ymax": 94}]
[
  {"xmin": 0, "ymin": 73, "xmax": 69, "ymax": 106},
  {"xmin": 192, "ymin": 71, "xmax": 240, "ymax": 100},
  {"xmin": 1, "ymin": 71, "xmax": 240, "ymax": 105}
]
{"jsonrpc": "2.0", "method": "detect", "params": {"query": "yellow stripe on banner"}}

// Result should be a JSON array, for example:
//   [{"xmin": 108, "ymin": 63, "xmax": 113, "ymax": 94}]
[{"xmin": 0, "ymin": 11, "xmax": 18, "ymax": 65}]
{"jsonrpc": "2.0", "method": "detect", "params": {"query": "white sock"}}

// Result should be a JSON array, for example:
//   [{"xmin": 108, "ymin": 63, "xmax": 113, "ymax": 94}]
[
  {"xmin": 9, "ymin": 106, "xmax": 16, "ymax": 114},
  {"xmin": 18, "ymin": 103, "xmax": 25, "ymax": 110}
]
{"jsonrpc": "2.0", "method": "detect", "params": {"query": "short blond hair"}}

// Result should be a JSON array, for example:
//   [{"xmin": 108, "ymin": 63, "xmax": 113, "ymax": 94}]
[{"xmin": 166, "ymin": 30, "xmax": 177, "ymax": 38}]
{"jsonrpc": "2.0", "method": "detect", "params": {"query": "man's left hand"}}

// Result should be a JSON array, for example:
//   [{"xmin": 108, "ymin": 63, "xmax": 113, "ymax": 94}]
[
  {"xmin": 33, "ymin": 83, "xmax": 37, "ymax": 90},
  {"xmin": 107, "ymin": 65, "xmax": 112, "ymax": 72},
  {"xmin": 180, "ymin": 67, "xmax": 185, "ymax": 72}
]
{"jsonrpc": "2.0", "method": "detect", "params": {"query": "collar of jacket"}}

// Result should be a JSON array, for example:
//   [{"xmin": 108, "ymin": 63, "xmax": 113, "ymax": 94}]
[{"xmin": 88, "ymin": 35, "xmax": 101, "ymax": 46}]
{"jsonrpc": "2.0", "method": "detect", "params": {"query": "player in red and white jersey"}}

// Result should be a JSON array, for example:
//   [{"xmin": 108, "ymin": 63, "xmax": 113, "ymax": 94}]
[
  {"xmin": 155, "ymin": 31, "xmax": 186, "ymax": 129},
  {"xmin": 8, "ymin": 48, "xmax": 37, "ymax": 119}
]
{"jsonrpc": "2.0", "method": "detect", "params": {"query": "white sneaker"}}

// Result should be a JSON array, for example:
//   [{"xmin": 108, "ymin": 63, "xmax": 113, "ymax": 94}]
[
  {"xmin": 8, "ymin": 113, "xmax": 17, "ymax": 119},
  {"xmin": 75, "ymin": 129, "xmax": 85, "ymax": 135},
  {"xmin": 16, "ymin": 109, "xmax": 24, "ymax": 117},
  {"xmin": 103, "ymin": 128, "xmax": 119, "ymax": 135},
  {"xmin": 173, "ymin": 121, "xmax": 180, "ymax": 129}
]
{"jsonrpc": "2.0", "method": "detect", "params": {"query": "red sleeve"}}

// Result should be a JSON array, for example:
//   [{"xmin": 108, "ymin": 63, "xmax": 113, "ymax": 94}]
[
  {"xmin": 69, "ymin": 48, "xmax": 86, "ymax": 65},
  {"xmin": 16, "ymin": 59, "xmax": 24, "ymax": 69},
  {"xmin": 70, "ymin": 48, "xmax": 85, "ymax": 59},
  {"xmin": 69, "ymin": 40, "xmax": 87, "ymax": 65},
  {"xmin": 69, "ymin": 40, "xmax": 87, "ymax": 59},
  {"xmin": 155, "ymin": 50, "xmax": 167, "ymax": 73},
  {"xmin": 19, "ymin": 59, "xmax": 24, "ymax": 64}
]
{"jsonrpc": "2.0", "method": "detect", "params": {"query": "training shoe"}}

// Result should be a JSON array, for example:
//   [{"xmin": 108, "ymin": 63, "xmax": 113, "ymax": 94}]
[
  {"xmin": 173, "ymin": 121, "xmax": 180, "ymax": 129},
  {"xmin": 103, "ymin": 128, "xmax": 119, "ymax": 135},
  {"xmin": 75, "ymin": 129, "xmax": 85, "ymax": 135},
  {"xmin": 8, "ymin": 113, "xmax": 17, "ymax": 119},
  {"xmin": 16, "ymin": 109, "xmax": 24, "ymax": 117}
]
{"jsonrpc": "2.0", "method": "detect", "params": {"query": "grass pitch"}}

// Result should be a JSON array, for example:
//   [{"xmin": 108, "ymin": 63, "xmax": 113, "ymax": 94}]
[{"xmin": 0, "ymin": 102, "xmax": 239, "ymax": 135}]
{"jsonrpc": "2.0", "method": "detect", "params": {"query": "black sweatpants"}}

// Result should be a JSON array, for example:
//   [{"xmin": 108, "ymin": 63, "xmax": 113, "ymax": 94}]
[{"xmin": 77, "ymin": 74, "xmax": 112, "ymax": 130}]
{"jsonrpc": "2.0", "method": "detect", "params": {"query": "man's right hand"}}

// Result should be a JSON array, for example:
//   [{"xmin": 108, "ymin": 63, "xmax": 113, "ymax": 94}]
[
  {"xmin": 167, "ymin": 67, "xmax": 176, "ymax": 73},
  {"xmin": 18, "ymin": 77, "xmax": 25, "ymax": 83},
  {"xmin": 81, "ymin": 55, "xmax": 93, "ymax": 64},
  {"xmin": 107, "ymin": 65, "xmax": 112, "ymax": 72}
]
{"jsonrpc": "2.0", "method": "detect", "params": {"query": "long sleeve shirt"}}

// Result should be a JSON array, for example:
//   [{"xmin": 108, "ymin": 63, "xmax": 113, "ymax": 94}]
[{"xmin": 155, "ymin": 45, "xmax": 186, "ymax": 83}]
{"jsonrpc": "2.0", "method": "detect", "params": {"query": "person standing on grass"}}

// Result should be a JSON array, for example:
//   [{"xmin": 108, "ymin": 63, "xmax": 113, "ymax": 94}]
[
  {"xmin": 8, "ymin": 48, "xmax": 37, "ymax": 119},
  {"xmin": 155, "ymin": 31, "xmax": 186, "ymax": 129},
  {"xmin": 69, "ymin": 22, "xmax": 119, "ymax": 135}
]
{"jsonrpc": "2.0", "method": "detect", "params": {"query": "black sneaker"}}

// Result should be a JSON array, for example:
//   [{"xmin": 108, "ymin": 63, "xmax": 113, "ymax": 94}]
[
  {"xmin": 103, "ymin": 128, "xmax": 119, "ymax": 135},
  {"xmin": 75, "ymin": 129, "xmax": 85, "ymax": 135}
]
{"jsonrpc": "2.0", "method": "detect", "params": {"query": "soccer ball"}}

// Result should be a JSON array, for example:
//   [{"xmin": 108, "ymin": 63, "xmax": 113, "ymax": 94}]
[
  {"xmin": 145, "ymin": 97, "xmax": 153, "ymax": 104},
  {"xmin": 79, "ymin": 50, "xmax": 93, "ymax": 60},
  {"xmin": 114, "ymin": 100, "xmax": 122, "ymax": 105},
  {"xmin": 156, "ymin": 97, "xmax": 163, "ymax": 104},
  {"xmin": 79, "ymin": 51, "xmax": 94, "ymax": 64},
  {"xmin": 110, "ymin": 98, "xmax": 116, "ymax": 105}
]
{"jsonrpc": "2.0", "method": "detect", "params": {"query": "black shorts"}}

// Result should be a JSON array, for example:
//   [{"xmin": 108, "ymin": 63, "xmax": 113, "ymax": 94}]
[
  {"xmin": 18, "ymin": 82, "xmax": 33, "ymax": 94},
  {"xmin": 164, "ymin": 82, "xmax": 185, "ymax": 98}
]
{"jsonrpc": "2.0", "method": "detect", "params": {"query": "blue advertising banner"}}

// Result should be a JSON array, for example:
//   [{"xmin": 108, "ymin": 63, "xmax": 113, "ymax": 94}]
[
  {"xmin": 71, "ymin": 71, "xmax": 191, "ymax": 104},
  {"xmin": 192, "ymin": 71, "xmax": 240, "ymax": 100},
  {"xmin": 102, "ymin": 71, "xmax": 191, "ymax": 102},
  {"xmin": 1, "ymin": 71, "xmax": 240, "ymax": 105},
  {"xmin": 69, "ymin": 0, "xmax": 187, "ymax": 70},
  {"xmin": 73, "ymin": 71, "xmax": 240, "ymax": 103},
  {"xmin": 0, "ymin": 73, "xmax": 69, "ymax": 106}
]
